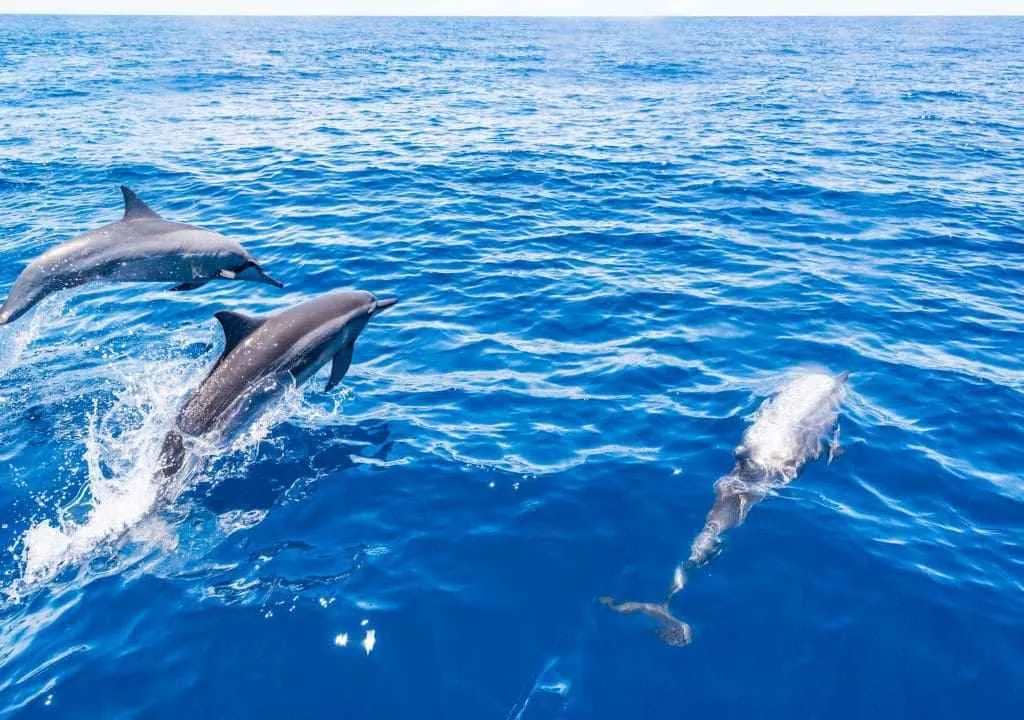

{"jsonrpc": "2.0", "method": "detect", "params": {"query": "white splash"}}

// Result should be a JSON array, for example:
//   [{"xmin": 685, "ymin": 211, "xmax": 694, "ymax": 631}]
[
  {"xmin": 0, "ymin": 294, "xmax": 67, "ymax": 382},
  {"xmin": 5, "ymin": 320, "xmax": 354, "ymax": 596},
  {"xmin": 12, "ymin": 354, "xmax": 349, "ymax": 593},
  {"xmin": 362, "ymin": 628, "xmax": 376, "ymax": 654},
  {"xmin": 15, "ymin": 355, "xmax": 198, "ymax": 589}
]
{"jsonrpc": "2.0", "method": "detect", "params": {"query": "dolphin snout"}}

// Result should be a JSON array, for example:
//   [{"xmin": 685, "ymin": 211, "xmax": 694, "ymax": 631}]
[
  {"xmin": 0, "ymin": 303, "xmax": 21, "ymax": 326},
  {"xmin": 371, "ymin": 297, "xmax": 398, "ymax": 315},
  {"xmin": 254, "ymin": 266, "xmax": 284, "ymax": 289},
  {"xmin": 234, "ymin": 261, "xmax": 284, "ymax": 289}
]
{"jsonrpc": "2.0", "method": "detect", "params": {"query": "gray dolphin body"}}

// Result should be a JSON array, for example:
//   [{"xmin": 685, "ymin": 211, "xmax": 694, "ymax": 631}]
[
  {"xmin": 0, "ymin": 186, "xmax": 282, "ymax": 325},
  {"xmin": 604, "ymin": 370, "xmax": 849, "ymax": 646},
  {"xmin": 686, "ymin": 370, "xmax": 849, "ymax": 568},
  {"xmin": 158, "ymin": 289, "xmax": 397, "ymax": 480}
]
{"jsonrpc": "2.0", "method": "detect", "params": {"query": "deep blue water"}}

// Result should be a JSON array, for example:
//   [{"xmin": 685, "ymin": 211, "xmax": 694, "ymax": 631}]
[{"xmin": 0, "ymin": 15, "xmax": 1023, "ymax": 718}]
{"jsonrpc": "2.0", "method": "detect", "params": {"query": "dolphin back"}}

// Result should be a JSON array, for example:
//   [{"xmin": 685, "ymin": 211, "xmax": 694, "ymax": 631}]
[
  {"xmin": 689, "ymin": 370, "xmax": 848, "ymax": 565},
  {"xmin": 740, "ymin": 371, "xmax": 848, "ymax": 478}
]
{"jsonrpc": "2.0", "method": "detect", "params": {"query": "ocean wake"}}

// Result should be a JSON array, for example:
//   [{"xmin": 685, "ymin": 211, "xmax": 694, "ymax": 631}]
[{"xmin": 8, "ymin": 333, "xmax": 348, "ymax": 597}]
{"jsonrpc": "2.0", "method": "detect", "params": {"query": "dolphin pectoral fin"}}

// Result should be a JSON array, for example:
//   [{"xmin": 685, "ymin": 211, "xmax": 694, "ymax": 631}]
[
  {"xmin": 120, "ymin": 186, "xmax": 162, "ymax": 222},
  {"xmin": 828, "ymin": 422, "xmax": 843, "ymax": 464},
  {"xmin": 325, "ymin": 343, "xmax": 355, "ymax": 392},
  {"xmin": 169, "ymin": 280, "xmax": 210, "ymax": 292},
  {"xmin": 214, "ymin": 310, "xmax": 265, "ymax": 354},
  {"xmin": 736, "ymin": 491, "xmax": 759, "ymax": 523}
]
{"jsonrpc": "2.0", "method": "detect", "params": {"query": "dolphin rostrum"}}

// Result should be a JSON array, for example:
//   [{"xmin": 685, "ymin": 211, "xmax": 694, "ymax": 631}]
[
  {"xmin": 603, "ymin": 369, "xmax": 849, "ymax": 646},
  {"xmin": 0, "ymin": 186, "xmax": 282, "ymax": 325},
  {"xmin": 158, "ymin": 289, "xmax": 397, "ymax": 484}
]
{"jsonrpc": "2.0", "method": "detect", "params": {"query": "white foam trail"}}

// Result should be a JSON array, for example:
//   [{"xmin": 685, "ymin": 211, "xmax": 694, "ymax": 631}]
[{"xmin": 508, "ymin": 656, "xmax": 572, "ymax": 720}]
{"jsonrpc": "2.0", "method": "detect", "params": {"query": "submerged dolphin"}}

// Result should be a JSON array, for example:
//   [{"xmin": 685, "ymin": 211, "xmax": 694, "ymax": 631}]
[
  {"xmin": 158, "ymin": 289, "xmax": 397, "ymax": 483},
  {"xmin": 0, "ymin": 186, "xmax": 282, "ymax": 325},
  {"xmin": 603, "ymin": 369, "xmax": 849, "ymax": 646}
]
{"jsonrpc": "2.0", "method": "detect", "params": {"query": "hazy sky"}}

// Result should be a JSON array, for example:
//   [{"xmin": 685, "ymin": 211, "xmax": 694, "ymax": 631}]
[{"xmin": 1, "ymin": 0, "xmax": 1022, "ymax": 13}]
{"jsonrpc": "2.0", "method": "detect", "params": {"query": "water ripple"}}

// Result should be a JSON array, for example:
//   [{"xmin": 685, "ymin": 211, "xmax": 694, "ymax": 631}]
[{"xmin": 0, "ymin": 15, "xmax": 1022, "ymax": 720}]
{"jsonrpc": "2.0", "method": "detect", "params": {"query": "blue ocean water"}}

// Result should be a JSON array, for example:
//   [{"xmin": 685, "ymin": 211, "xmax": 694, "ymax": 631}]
[{"xmin": 0, "ymin": 14, "xmax": 1022, "ymax": 718}]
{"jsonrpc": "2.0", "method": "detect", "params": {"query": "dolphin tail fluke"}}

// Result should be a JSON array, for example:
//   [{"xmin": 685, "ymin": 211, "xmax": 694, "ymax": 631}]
[
  {"xmin": 600, "ymin": 560, "xmax": 697, "ymax": 646},
  {"xmin": 652, "ymin": 611, "xmax": 693, "ymax": 647},
  {"xmin": 598, "ymin": 596, "xmax": 693, "ymax": 647}
]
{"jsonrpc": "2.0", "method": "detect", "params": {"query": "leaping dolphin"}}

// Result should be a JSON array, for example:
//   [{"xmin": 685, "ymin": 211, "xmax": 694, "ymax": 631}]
[
  {"xmin": 603, "ymin": 369, "xmax": 849, "ymax": 646},
  {"xmin": 158, "ymin": 289, "xmax": 397, "ymax": 487},
  {"xmin": 0, "ymin": 186, "xmax": 282, "ymax": 325}
]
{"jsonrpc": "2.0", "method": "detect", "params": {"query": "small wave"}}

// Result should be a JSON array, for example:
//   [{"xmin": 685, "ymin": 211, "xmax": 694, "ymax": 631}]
[
  {"xmin": 902, "ymin": 88, "xmax": 977, "ymax": 102},
  {"xmin": 613, "ymin": 60, "xmax": 707, "ymax": 79}
]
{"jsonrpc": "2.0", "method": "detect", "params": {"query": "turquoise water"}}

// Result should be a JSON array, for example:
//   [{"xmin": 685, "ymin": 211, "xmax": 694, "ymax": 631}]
[{"xmin": 1, "ymin": 16, "xmax": 1023, "ymax": 718}]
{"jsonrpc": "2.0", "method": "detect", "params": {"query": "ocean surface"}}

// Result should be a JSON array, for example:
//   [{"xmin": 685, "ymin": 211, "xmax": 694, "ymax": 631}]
[{"xmin": 0, "ymin": 15, "xmax": 1022, "ymax": 718}]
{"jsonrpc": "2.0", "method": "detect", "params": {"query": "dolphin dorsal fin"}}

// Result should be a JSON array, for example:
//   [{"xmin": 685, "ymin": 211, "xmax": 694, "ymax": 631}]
[
  {"xmin": 214, "ymin": 310, "xmax": 265, "ymax": 356},
  {"xmin": 325, "ymin": 343, "xmax": 355, "ymax": 391},
  {"xmin": 120, "ymin": 186, "xmax": 162, "ymax": 221}
]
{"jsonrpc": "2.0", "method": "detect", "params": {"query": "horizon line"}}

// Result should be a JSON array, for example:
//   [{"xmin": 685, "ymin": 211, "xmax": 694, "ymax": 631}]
[{"xmin": 2, "ymin": 11, "xmax": 1022, "ymax": 16}]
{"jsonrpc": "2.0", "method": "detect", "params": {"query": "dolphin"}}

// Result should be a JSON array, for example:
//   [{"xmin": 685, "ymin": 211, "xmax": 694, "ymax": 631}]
[
  {"xmin": 603, "ymin": 369, "xmax": 849, "ymax": 646},
  {"xmin": 687, "ymin": 370, "xmax": 849, "ymax": 567},
  {"xmin": 158, "ymin": 289, "xmax": 397, "ymax": 484},
  {"xmin": 0, "ymin": 186, "xmax": 282, "ymax": 326}
]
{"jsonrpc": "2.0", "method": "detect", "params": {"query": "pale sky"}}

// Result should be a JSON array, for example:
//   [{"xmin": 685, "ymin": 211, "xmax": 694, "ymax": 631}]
[{"xmin": 0, "ymin": 0, "xmax": 1022, "ymax": 14}]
